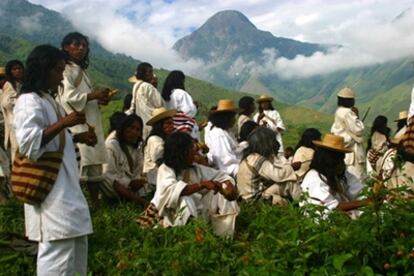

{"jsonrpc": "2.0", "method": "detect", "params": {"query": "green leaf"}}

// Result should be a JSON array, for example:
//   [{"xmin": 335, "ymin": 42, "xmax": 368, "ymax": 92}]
[{"xmin": 332, "ymin": 253, "xmax": 353, "ymax": 271}]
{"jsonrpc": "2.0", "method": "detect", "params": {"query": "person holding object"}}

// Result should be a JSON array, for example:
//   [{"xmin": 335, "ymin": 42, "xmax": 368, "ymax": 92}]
[
  {"xmin": 58, "ymin": 32, "xmax": 109, "ymax": 209},
  {"xmin": 253, "ymin": 95, "xmax": 285, "ymax": 154},
  {"xmin": 13, "ymin": 44, "xmax": 94, "ymax": 276},
  {"xmin": 331, "ymin": 87, "xmax": 365, "ymax": 179}
]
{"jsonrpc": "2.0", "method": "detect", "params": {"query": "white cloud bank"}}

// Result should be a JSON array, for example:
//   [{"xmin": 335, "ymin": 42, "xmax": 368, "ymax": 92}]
[{"xmin": 28, "ymin": 0, "xmax": 414, "ymax": 79}]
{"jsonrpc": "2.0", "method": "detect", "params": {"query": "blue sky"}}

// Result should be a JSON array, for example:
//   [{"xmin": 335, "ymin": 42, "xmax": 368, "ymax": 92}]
[{"xmin": 28, "ymin": 0, "xmax": 414, "ymax": 78}]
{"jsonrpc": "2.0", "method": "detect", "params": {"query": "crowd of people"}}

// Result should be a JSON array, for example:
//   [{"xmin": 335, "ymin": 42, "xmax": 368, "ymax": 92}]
[{"xmin": 0, "ymin": 31, "xmax": 413, "ymax": 275}]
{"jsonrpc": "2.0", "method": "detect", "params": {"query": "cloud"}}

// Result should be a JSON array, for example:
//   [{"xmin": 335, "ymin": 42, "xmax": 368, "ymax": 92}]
[
  {"xmin": 28, "ymin": 0, "xmax": 414, "ymax": 79},
  {"xmin": 19, "ymin": 12, "xmax": 43, "ymax": 33}
]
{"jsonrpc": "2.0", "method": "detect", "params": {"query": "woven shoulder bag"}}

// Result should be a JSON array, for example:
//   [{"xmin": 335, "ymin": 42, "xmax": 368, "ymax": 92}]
[{"xmin": 11, "ymin": 94, "xmax": 66, "ymax": 205}]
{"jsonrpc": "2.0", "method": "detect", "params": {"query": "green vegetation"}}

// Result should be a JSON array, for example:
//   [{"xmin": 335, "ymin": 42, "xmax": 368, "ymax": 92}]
[{"xmin": 2, "ymin": 185, "xmax": 414, "ymax": 274}]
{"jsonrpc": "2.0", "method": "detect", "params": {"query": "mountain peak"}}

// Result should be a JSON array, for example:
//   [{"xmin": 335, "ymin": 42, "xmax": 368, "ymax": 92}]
[{"xmin": 200, "ymin": 10, "xmax": 257, "ymax": 32}]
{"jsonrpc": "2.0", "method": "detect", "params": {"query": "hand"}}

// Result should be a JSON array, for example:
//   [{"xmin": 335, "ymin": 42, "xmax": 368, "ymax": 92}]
[
  {"xmin": 62, "ymin": 111, "xmax": 86, "ymax": 127},
  {"xmin": 220, "ymin": 180, "xmax": 237, "ymax": 201},
  {"xmin": 351, "ymin": 106, "xmax": 359, "ymax": 118},
  {"xmin": 291, "ymin": 161, "xmax": 302, "ymax": 171},
  {"xmin": 74, "ymin": 130, "xmax": 97, "ymax": 146},
  {"xmin": 199, "ymin": 180, "xmax": 220, "ymax": 192},
  {"xmin": 258, "ymin": 112, "xmax": 265, "ymax": 120},
  {"xmin": 129, "ymin": 179, "xmax": 146, "ymax": 191},
  {"xmin": 94, "ymin": 87, "xmax": 110, "ymax": 105}
]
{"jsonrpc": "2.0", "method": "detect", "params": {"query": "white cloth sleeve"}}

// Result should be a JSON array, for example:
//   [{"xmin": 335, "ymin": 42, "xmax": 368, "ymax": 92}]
[{"xmin": 61, "ymin": 67, "xmax": 88, "ymax": 112}]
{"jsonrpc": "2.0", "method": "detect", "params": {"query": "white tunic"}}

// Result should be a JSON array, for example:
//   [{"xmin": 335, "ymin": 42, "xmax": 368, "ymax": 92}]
[
  {"xmin": 237, "ymin": 114, "xmax": 252, "ymax": 137},
  {"xmin": 127, "ymin": 80, "xmax": 163, "ymax": 138},
  {"xmin": 253, "ymin": 110, "xmax": 285, "ymax": 152},
  {"xmin": 331, "ymin": 106, "xmax": 365, "ymax": 179},
  {"xmin": 205, "ymin": 126, "xmax": 242, "ymax": 177},
  {"xmin": 301, "ymin": 169, "xmax": 363, "ymax": 218},
  {"xmin": 14, "ymin": 92, "xmax": 92, "ymax": 242},
  {"xmin": 409, "ymin": 86, "xmax": 414, "ymax": 120},
  {"xmin": 102, "ymin": 132, "xmax": 149, "ymax": 197},
  {"xmin": 143, "ymin": 135, "xmax": 164, "ymax": 185},
  {"xmin": 57, "ymin": 62, "xmax": 107, "ymax": 167},
  {"xmin": 151, "ymin": 163, "xmax": 239, "ymax": 235},
  {"xmin": 1, "ymin": 81, "xmax": 21, "ymax": 157}
]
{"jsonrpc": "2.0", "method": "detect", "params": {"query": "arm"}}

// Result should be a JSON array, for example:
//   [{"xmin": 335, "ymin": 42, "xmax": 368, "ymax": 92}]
[
  {"xmin": 344, "ymin": 110, "xmax": 364, "ymax": 137},
  {"xmin": 258, "ymin": 158, "xmax": 297, "ymax": 183},
  {"xmin": 176, "ymin": 89, "xmax": 197, "ymax": 118}
]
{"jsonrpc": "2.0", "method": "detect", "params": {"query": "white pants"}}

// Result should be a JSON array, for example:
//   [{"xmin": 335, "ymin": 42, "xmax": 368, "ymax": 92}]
[{"xmin": 37, "ymin": 235, "xmax": 88, "ymax": 276}]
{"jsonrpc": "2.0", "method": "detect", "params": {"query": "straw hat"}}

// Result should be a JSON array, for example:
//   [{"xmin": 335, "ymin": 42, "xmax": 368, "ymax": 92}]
[
  {"xmin": 128, "ymin": 75, "xmax": 138, "ymax": 83},
  {"xmin": 0, "ymin": 67, "xmax": 5, "ymax": 77},
  {"xmin": 337, "ymin": 87, "xmax": 355, "ymax": 99},
  {"xmin": 313, "ymin": 134, "xmax": 352, "ymax": 153},
  {"xmin": 256, "ymin": 95, "xmax": 273, "ymax": 103},
  {"xmin": 210, "ymin": 99, "xmax": 243, "ymax": 114},
  {"xmin": 146, "ymin": 107, "xmax": 177, "ymax": 126},
  {"xmin": 395, "ymin": 111, "xmax": 408, "ymax": 122}
]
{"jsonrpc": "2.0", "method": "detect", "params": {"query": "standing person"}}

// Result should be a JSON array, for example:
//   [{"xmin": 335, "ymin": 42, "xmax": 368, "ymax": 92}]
[
  {"xmin": 1, "ymin": 59, "xmax": 24, "ymax": 161},
  {"xmin": 102, "ymin": 114, "xmax": 149, "ymax": 206},
  {"xmin": 0, "ymin": 67, "xmax": 10, "ymax": 203},
  {"xmin": 300, "ymin": 134, "xmax": 367, "ymax": 218},
  {"xmin": 149, "ymin": 132, "xmax": 239, "ymax": 236},
  {"xmin": 237, "ymin": 96, "xmax": 256, "ymax": 138},
  {"xmin": 331, "ymin": 87, "xmax": 365, "ymax": 179},
  {"xmin": 58, "ymin": 32, "xmax": 110, "ymax": 209},
  {"xmin": 143, "ymin": 107, "xmax": 176, "ymax": 187},
  {"xmin": 14, "ymin": 44, "xmax": 94, "ymax": 276},
  {"xmin": 126, "ymin": 62, "xmax": 164, "ymax": 138},
  {"xmin": 293, "ymin": 128, "xmax": 322, "ymax": 181},
  {"xmin": 205, "ymin": 100, "xmax": 243, "ymax": 177},
  {"xmin": 366, "ymin": 115, "xmax": 390, "ymax": 174},
  {"xmin": 253, "ymin": 95, "xmax": 285, "ymax": 154},
  {"xmin": 162, "ymin": 70, "xmax": 199, "ymax": 139}
]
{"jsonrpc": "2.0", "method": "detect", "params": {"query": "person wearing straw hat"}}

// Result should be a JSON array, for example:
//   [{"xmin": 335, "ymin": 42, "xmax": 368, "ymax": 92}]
[
  {"xmin": 58, "ymin": 32, "xmax": 109, "ymax": 209},
  {"xmin": 204, "ymin": 99, "xmax": 243, "ymax": 177},
  {"xmin": 331, "ymin": 87, "xmax": 365, "ymax": 179},
  {"xmin": 300, "ymin": 134, "xmax": 367, "ymax": 218},
  {"xmin": 126, "ymin": 62, "xmax": 164, "ymax": 139},
  {"xmin": 394, "ymin": 111, "xmax": 408, "ymax": 139},
  {"xmin": 143, "ymin": 107, "xmax": 176, "ymax": 186},
  {"xmin": 253, "ymin": 95, "xmax": 285, "ymax": 154}
]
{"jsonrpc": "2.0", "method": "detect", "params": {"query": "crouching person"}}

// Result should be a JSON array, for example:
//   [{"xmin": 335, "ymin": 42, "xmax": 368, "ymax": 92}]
[
  {"xmin": 237, "ymin": 127, "xmax": 302, "ymax": 205},
  {"xmin": 101, "ymin": 114, "xmax": 149, "ymax": 206},
  {"xmin": 149, "ymin": 132, "xmax": 239, "ymax": 236}
]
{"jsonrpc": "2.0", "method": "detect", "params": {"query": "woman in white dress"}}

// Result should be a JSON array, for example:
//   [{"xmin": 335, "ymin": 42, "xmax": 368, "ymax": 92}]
[
  {"xmin": 204, "ymin": 100, "xmax": 243, "ymax": 177},
  {"xmin": 162, "ymin": 70, "xmax": 199, "ymax": 139},
  {"xmin": 102, "ymin": 114, "xmax": 149, "ymax": 206},
  {"xmin": 253, "ymin": 95, "xmax": 285, "ymax": 154},
  {"xmin": 300, "ymin": 134, "xmax": 368, "ymax": 218},
  {"xmin": 143, "ymin": 107, "xmax": 176, "ymax": 186},
  {"xmin": 293, "ymin": 128, "xmax": 322, "ymax": 181},
  {"xmin": 150, "ymin": 132, "xmax": 239, "ymax": 236},
  {"xmin": 14, "ymin": 45, "xmax": 95, "ymax": 276},
  {"xmin": 1, "ymin": 59, "xmax": 24, "ymax": 161}
]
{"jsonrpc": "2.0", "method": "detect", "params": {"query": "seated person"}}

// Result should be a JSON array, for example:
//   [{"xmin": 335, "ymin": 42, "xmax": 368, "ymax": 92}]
[
  {"xmin": 150, "ymin": 132, "xmax": 239, "ymax": 236},
  {"xmin": 300, "ymin": 134, "xmax": 367, "ymax": 218},
  {"xmin": 102, "ymin": 114, "xmax": 149, "ymax": 206},
  {"xmin": 237, "ymin": 127, "xmax": 302, "ymax": 206}
]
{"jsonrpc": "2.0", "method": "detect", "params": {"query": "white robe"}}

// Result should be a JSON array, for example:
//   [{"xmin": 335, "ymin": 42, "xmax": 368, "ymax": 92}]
[
  {"xmin": 102, "ymin": 132, "xmax": 150, "ymax": 198},
  {"xmin": 14, "ymin": 92, "xmax": 92, "ymax": 242},
  {"xmin": 57, "ymin": 62, "xmax": 107, "ymax": 168},
  {"xmin": 151, "ymin": 163, "xmax": 239, "ymax": 235},
  {"xmin": 1, "ymin": 81, "xmax": 21, "ymax": 159},
  {"xmin": 143, "ymin": 135, "xmax": 164, "ymax": 185},
  {"xmin": 127, "ymin": 80, "xmax": 164, "ymax": 138},
  {"xmin": 300, "ymin": 169, "xmax": 363, "ymax": 218},
  {"xmin": 409, "ymin": 86, "xmax": 414, "ymax": 120},
  {"xmin": 204, "ymin": 126, "xmax": 242, "ymax": 177},
  {"xmin": 253, "ymin": 110, "xmax": 285, "ymax": 153},
  {"xmin": 331, "ymin": 106, "xmax": 365, "ymax": 179}
]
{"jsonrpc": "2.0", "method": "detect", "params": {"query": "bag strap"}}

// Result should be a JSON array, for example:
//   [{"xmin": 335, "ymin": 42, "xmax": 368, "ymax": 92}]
[{"xmin": 43, "ymin": 93, "xmax": 66, "ymax": 153}]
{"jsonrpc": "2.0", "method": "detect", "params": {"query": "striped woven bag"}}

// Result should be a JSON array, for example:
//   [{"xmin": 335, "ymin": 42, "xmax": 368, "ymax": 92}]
[
  {"xmin": 11, "ymin": 94, "xmax": 65, "ymax": 205},
  {"xmin": 402, "ymin": 117, "xmax": 414, "ymax": 156}
]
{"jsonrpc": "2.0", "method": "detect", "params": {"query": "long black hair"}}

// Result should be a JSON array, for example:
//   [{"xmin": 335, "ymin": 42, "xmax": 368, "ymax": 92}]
[
  {"xmin": 309, "ymin": 147, "xmax": 346, "ymax": 195},
  {"xmin": 161, "ymin": 70, "xmax": 185, "ymax": 101},
  {"xmin": 210, "ymin": 111, "xmax": 236, "ymax": 130},
  {"xmin": 21, "ymin": 45, "xmax": 66, "ymax": 96},
  {"xmin": 368, "ymin": 115, "xmax": 390, "ymax": 149},
  {"xmin": 5, "ymin": 59, "xmax": 24, "ymax": 90},
  {"xmin": 163, "ymin": 132, "xmax": 193, "ymax": 175},
  {"xmin": 337, "ymin": 97, "xmax": 355, "ymax": 108},
  {"xmin": 239, "ymin": 96, "xmax": 255, "ymax": 116},
  {"xmin": 135, "ymin": 62, "xmax": 152, "ymax": 82},
  {"xmin": 61, "ymin": 32, "xmax": 90, "ymax": 69},
  {"xmin": 116, "ymin": 114, "xmax": 143, "ymax": 148},
  {"xmin": 295, "ymin": 128, "xmax": 322, "ymax": 151},
  {"xmin": 239, "ymin": 121, "xmax": 258, "ymax": 142},
  {"xmin": 242, "ymin": 127, "xmax": 280, "ymax": 160}
]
